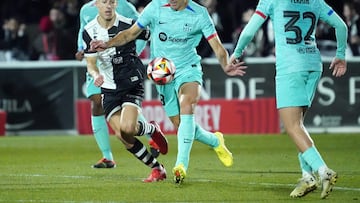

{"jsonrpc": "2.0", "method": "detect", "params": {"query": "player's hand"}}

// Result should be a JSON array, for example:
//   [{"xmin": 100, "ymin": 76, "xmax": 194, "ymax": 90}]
[
  {"xmin": 329, "ymin": 58, "xmax": 347, "ymax": 77},
  {"xmin": 90, "ymin": 40, "xmax": 107, "ymax": 52},
  {"xmin": 94, "ymin": 74, "xmax": 104, "ymax": 87},
  {"xmin": 75, "ymin": 50, "xmax": 84, "ymax": 61},
  {"xmin": 224, "ymin": 55, "xmax": 247, "ymax": 76}
]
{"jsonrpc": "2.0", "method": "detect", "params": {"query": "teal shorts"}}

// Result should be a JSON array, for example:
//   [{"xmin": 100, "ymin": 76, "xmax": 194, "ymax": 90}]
[
  {"xmin": 155, "ymin": 63, "xmax": 203, "ymax": 117},
  {"xmin": 275, "ymin": 71, "xmax": 321, "ymax": 109},
  {"xmin": 86, "ymin": 72, "xmax": 101, "ymax": 98}
]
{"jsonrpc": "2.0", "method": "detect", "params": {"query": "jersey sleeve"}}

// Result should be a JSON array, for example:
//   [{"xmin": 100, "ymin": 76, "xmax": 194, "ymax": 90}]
[
  {"xmin": 136, "ymin": 1, "xmax": 156, "ymax": 29},
  {"xmin": 199, "ymin": 9, "xmax": 217, "ymax": 40},
  {"xmin": 256, "ymin": 0, "xmax": 272, "ymax": 16},
  {"xmin": 318, "ymin": 1, "xmax": 348, "ymax": 59}
]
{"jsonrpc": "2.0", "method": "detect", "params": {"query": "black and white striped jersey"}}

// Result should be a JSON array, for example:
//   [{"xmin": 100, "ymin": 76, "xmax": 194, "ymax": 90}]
[{"xmin": 83, "ymin": 13, "xmax": 149, "ymax": 89}]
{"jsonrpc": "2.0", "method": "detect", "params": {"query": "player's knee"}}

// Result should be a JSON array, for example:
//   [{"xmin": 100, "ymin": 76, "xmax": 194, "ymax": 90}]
[
  {"xmin": 91, "ymin": 105, "xmax": 104, "ymax": 116},
  {"xmin": 169, "ymin": 116, "xmax": 180, "ymax": 128},
  {"xmin": 179, "ymin": 95, "xmax": 198, "ymax": 113},
  {"xmin": 284, "ymin": 124, "xmax": 303, "ymax": 137},
  {"xmin": 120, "ymin": 122, "xmax": 137, "ymax": 136},
  {"xmin": 114, "ymin": 131, "xmax": 121, "ymax": 139},
  {"xmin": 90, "ymin": 98, "xmax": 104, "ymax": 115},
  {"xmin": 180, "ymin": 103, "xmax": 196, "ymax": 114}
]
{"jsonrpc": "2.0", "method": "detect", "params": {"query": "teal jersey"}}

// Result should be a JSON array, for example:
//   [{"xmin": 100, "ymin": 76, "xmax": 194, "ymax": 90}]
[
  {"xmin": 234, "ymin": 0, "xmax": 347, "ymax": 75},
  {"xmin": 77, "ymin": 0, "xmax": 143, "ymax": 52},
  {"xmin": 136, "ymin": 0, "xmax": 217, "ymax": 70}
]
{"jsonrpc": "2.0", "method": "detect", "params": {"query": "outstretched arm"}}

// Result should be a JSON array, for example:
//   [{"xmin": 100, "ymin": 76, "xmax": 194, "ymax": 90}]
[
  {"xmin": 233, "ymin": 11, "xmax": 267, "ymax": 59},
  {"xmin": 90, "ymin": 23, "xmax": 143, "ymax": 51}
]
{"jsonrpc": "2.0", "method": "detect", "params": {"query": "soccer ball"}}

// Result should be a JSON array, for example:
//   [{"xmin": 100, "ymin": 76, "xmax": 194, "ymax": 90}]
[{"xmin": 147, "ymin": 57, "xmax": 176, "ymax": 85}]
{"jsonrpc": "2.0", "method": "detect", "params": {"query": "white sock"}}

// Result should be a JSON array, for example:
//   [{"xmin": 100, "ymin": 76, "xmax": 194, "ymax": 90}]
[
  {"xmin": 302, "ymin": 170, "xmax": 314, "ymax": 179},
  {"xmin": 318, "ymin": 166, "xmax": 328, "ymax": 178}
]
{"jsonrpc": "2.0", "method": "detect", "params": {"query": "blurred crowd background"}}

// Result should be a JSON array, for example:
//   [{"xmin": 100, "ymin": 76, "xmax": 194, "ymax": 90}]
[{"xmin": 0, "ymin": 0, "xmax": 359, "ymax": 62}]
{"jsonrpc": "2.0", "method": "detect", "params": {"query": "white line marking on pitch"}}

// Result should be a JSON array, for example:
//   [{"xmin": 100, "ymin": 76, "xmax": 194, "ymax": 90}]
[
  {"xmin": 3, "ymin": 174, "xmax": 360, "ymax": 192},
  {"xmin": 195, "ymin": 178, "xmax": 360, "ymax": 192},
  {"xmin": 3, "ymin": 174, "xmax": 91, "ymax": 179}
]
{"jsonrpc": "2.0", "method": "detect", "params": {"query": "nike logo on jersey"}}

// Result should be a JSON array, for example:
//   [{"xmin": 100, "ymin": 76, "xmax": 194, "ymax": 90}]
[{"xmin": 159, "ymin": 21, "xmax": 167, "ymax": 24}]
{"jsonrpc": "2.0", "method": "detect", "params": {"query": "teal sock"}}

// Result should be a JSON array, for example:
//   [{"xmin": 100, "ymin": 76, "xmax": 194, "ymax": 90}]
[
  {"xmin": 298, "ymin": 152, "xmax": 313, "ymax": 176},
  {"xmin": 138, "ymin": 113, "xmax": 151, "ymax": 140},
  {"xmin": 301, "ymin": 146, "xmax": 326, "ymax": 173},
  {"xmin": 92, "ymin": 115, "xmax": 113, "ymax": 161},
  {"xmin": 194, "ymin": 124, "xmax": 219, "ymax": 147},
  {"xmin": 175, "ymin": 115, "xmax": 195, "ymax": 170}
]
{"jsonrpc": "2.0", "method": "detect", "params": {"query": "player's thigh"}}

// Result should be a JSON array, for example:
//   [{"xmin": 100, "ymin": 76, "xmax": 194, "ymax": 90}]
[
  {"xmin": 179, "ymin": 82, "xmax": 201, "ymax": 102},
  {"xmin": 156, "ymin": 81, "xmax": 179, "ymax": 117},
  {"xmin": 178, "ymin": 82, "xmax": 201, "ymax": 114},
  {"xmin": 275, "ymin": 71, "xmax": 320, "ymax": 108},
  {"xmin": 156, "ymin": 65, "xmax": 202, "ymax": 117},
  {"xmin": 120, "ymin": 103, "xmax": 140, "ymax": 135},
  {"xmin": 279, "ymin": 107, "xmax": 304, "ymax": 130},
  {"xmin": 108, "ymin": 111, "xmax": 121, "ymax": 136},
  {"xmin": 305, "ymin": 71, "xmax": 321, "ymax": 104},
  {"xmin": 175, "ymin": 66, "xmax": 202, "ymax": 112}
]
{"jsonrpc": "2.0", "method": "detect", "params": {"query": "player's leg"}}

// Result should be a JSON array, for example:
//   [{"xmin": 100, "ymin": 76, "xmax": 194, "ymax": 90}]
[
  {"xmin": 303, "ymin": 72, "xmax": 337, "ymax": 199},
  {"xmin": 285, "ymin": 117, "xmax": 336, "ymax": 199},
  {"xmin": 86, "ymin": 73, "xmax": 114, "ymax": 168},
  {"xmin": 279, "ymin": 107, "xmax": 323, "ymax": 197},
  {"xmin": 194, "ymin": 124, "xmax": 233, "ymax": 167},
  {"xmin": 277, "ymin": 72, "xmax": 337, "ymax": 199},
  {"xmin": 137, "ymin": 114, "xmax": 160, "ymax": 157},
  {"xmin": 155, "ymin": 78, "xmax": 188, "ymax": 184},
  {"xmin": 108, "ymin": 104, "xmax": 166, "ymax": 183},
  {"xmin": 172, "ymin": 81, "xmax": 202, "ymax": 185},
  {"xmin": 137, "ymin": 113, "xmax": 168, "ymax": 155},
  {"xmin": 173, "ymin": 69, "xmax": 233, "ymax": 167},
  {"xmin": 290, "ymin": 153, "xmax": 318, "ymax": 198},
  {"xmin": 298, "ymin": 152, "xmax": 314, "ymax": 179}
]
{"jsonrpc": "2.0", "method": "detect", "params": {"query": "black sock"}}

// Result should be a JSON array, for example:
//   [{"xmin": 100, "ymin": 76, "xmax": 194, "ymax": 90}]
[
  {"xmin": 137, "ymin": 121, "xmax": 155, "ymax": 136},
  {"xmin": 127, "ymin": 138, "xmax": 160, "ymax": 168}
]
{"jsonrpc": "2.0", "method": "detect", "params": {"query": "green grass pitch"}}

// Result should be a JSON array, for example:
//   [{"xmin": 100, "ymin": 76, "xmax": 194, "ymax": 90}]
[{"xmin": 0, "ymin": 133, "xmax": 359, "ymax": 202}]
